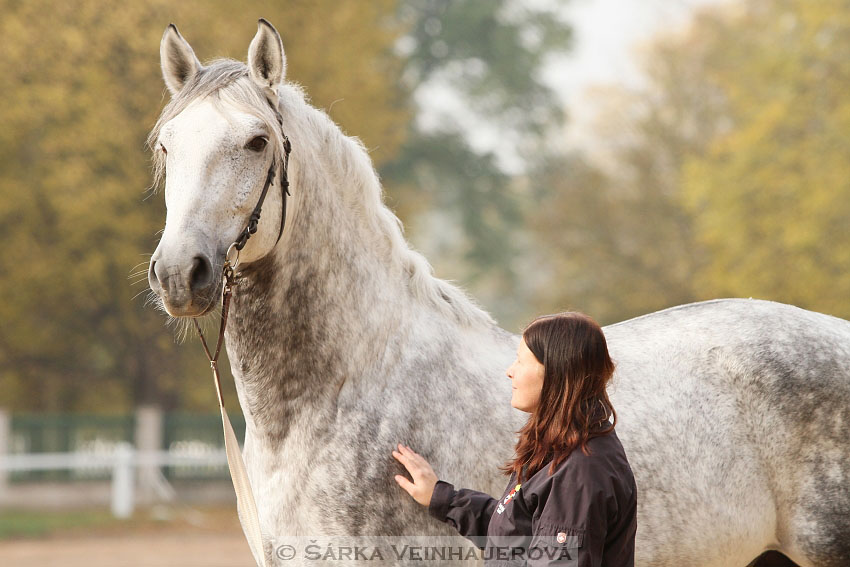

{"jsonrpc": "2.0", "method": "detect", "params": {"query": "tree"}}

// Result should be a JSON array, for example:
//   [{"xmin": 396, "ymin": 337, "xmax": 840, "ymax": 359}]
[
  {"xmin": 0, "ymin": 0, "xmax": 577, "ymax": 410},
  {"xmin": 0, "ymin": 0, "xmax": 407, "ymax": 411},
  {"xmin": 382, "ymin": 0, "xmax": 573, "ymax": 329},
  {"xmin": 681, "ymin": 0, "xmax": 850, "ymax": 318},
  {"xmin": 526, "ymin": 0, "xmax": 850, "ymax": 325},
  {"xmin": 524, "ymin": 35, "xmax": 726, "ymax": 324}
]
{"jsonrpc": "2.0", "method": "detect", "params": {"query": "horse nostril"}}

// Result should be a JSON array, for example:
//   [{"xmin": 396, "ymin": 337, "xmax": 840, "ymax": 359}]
[
  {"xmin": 189, "ymin": 255, "xmax": 213, "ymax": 292},
  {"xmin": 148, "ymin": 260, "xmax": 159, "ymax": 288}
]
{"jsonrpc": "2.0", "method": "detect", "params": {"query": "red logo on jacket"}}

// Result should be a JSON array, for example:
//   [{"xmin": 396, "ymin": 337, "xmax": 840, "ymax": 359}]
[{"xmin": 496, "ymin": 483, "xmax": 522, "ymax": 515}]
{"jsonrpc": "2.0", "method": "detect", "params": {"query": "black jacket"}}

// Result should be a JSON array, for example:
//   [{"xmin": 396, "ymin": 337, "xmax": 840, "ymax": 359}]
[{"xmin": 428, "ymin": 425, "xmax": 637, "ymax": 566}]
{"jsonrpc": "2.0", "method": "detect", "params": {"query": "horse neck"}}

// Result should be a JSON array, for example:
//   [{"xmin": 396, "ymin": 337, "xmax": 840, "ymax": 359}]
[{"xmin": 223, "ymin": 116, "xmax": 426, "ymax": 443}]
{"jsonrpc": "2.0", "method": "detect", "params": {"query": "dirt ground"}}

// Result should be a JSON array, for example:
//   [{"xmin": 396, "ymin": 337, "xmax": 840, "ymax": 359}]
[
  {"xmin": 0, "ymin": 505, "xmax": 256, "ymax": 567},
  {"xmin": 0, "ymin": 532, "xmax": 255, "ymax": 567}
]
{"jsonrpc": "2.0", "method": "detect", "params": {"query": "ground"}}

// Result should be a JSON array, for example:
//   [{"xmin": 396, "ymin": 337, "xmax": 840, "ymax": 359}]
[{"xmin": 0, "ymin": 505, "xmax": 255, "ymax": 567}]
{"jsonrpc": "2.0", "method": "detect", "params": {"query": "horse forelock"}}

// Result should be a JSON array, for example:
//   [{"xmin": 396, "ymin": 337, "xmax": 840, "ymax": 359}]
[{"xmin": 147, "ymin": 58, "xmax": 288, "ymax": 195}]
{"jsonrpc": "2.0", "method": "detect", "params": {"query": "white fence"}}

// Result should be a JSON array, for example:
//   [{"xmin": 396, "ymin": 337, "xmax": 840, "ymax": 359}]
[{"xmin": 0, "ymin": 443, "xmax": 228, "ymax": 518}]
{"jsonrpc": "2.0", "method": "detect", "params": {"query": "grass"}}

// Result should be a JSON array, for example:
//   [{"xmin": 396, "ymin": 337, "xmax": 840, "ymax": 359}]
[
  {"xmin": 0, "ymin": 504, "xmax": 241, "ymax": 541},
  {"xmin": 0, "ymin": 508, "xmax": 118, "ymax": 540}
]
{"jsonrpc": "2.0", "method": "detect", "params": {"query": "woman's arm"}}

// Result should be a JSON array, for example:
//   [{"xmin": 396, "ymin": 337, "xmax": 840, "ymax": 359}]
[
  {"xmin": 392, "ymin": 443, "xmax": 496, "ymax": 549},
  {"xmin": 428, "ymin": 479, "xmax": 497, "ymax": 549}
]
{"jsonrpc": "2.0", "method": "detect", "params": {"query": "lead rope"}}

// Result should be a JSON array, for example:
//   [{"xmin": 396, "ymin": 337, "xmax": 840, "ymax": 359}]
[
  {"xmin": 192, "ymin": 262, "xmax": 269, "ymax": 567},
  {"xmin": 191, "ymin": 121, "xmax": 289, "ymax": 567}
]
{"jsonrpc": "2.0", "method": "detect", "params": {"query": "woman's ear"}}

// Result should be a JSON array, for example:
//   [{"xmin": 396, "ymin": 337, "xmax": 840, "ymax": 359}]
[
  {"xmin": 247, "ymin": 18, "xmax": 286, "ymax": 101},
  {"xmin": 160, "ymin": 24, "xmax": 202, "ymax": 96}
]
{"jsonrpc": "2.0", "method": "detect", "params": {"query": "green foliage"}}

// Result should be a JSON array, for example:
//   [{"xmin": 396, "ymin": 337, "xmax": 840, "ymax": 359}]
[
  {"xmin": 384, "ymin": 1, "xmax": 572, "ymax": 328},
  {"xmin": 400, "ymin": 0, "xmax": 571, "ymax": 136},
  {"xmin": 0, "ymin": 508, "xmax": 117, "ymax": 539}
]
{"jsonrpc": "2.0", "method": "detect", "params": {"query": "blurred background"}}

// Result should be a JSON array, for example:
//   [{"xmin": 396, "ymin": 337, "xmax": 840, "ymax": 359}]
[{"xmin": 0, "ymin": 0, "xmax": 848, "ymax": 564}]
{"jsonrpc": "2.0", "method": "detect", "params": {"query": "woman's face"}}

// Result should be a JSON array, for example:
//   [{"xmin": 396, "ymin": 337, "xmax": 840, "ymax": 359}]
[{"xmin": 506, "ymin": 337, "xmax": 545, "ymax": 413}]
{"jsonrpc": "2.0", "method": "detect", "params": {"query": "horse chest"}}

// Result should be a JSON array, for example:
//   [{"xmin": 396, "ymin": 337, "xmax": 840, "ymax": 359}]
[{"xmin": 245, "ymin": 437, "xmax": 347, "ymax": 533}]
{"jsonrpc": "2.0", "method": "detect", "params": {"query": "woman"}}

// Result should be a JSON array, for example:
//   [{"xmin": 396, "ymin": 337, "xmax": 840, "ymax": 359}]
[{"xmin": 392, "ymin": 311, "xmax": 637, "ymax": 566}]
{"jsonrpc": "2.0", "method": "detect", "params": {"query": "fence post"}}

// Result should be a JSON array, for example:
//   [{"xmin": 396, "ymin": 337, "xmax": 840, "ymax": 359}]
[
  {"xmin": 111, "ymin": 441, "xmax": 134, "ymax": 518},
  {"xmin": 134, "ymin": 405, "xmax": 163, "ymax": 503},
  {"xmin": 0, "ymin": 408, "xmax": 9, "ymax": 494}
]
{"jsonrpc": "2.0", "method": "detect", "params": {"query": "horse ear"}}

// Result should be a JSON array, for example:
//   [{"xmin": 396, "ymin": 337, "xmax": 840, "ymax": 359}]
[
  {"xmin": 160, "ymin": 23, "xmax": 202, "ymax": 96},
  {"xmin": 247, "ymin": 19, "xmax": 286, "ymax": 98}
]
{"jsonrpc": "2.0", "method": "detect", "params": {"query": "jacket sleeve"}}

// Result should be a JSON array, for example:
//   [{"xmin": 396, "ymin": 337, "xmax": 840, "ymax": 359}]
[
  {"xmin": 428, "ymin": 479, "xmax": 497, "ymax": 550},
  {"xmin": 600, "ymin": 488, "xmax": 637, "ymax": 567},
  {"xmin": 527, "ymin": 468, "xmax": 613, "ymax": 567}
]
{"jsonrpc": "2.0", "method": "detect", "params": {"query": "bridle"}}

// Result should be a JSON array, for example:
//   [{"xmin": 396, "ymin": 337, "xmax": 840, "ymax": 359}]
[
  {"xmin": 192, "ymin": 105, "xmax": 292, "ymax": 375},
  {"xmin": 227, "ymin": 109, "xmax": 292, "ymax": 269},
  {"xmin": 229, "ymin": 132, "xmax": 292, "ymax": 259},
  {"xmin": 187, "ymin": 103, "xmax": 292, "ymax": 567}
]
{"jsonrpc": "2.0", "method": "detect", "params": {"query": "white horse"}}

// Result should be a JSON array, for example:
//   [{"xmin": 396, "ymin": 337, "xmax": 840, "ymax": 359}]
[{"xmin": 147, "ymin": 19, "xmax": 850, "ymax": 567}]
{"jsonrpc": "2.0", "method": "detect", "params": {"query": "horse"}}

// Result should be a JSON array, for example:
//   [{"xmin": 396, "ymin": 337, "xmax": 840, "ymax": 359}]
[{"xmin": 146, "ymin": 19, "xmax": 850, "ymax": 567}]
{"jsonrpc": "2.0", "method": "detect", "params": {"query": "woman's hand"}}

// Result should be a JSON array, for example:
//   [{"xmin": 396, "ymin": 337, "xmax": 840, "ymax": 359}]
[{"xmin": 392, "ymin": 443, "xmax": 438, "ymax": 507}]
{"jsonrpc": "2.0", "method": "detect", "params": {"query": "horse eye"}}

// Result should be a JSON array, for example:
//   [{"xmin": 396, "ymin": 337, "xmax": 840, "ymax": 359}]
[
  {"xmin": 160, "ymin": 143, "xmax": 167, "ymax": 155},
  {"xmin": 246, "ymin": 136, "xmax": 268, "ymax": 152}
]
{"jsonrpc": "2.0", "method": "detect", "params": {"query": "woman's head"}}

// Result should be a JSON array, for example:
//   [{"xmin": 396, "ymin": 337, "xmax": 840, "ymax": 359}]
[
  {"xmin": 505, "ymin": 336, "xmax": 545, "ymax": 413},
  {"xmin": 501, "ymin": 311, "xmax": 618, "ymax": 482},
  {"xmin": 508, "ymin": 312, "xmax": 616, "ymax": 415}
]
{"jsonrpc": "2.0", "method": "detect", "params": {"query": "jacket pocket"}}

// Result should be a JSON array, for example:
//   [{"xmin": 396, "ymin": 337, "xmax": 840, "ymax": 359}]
[{"xmin": 528, "ymin": 524, "xmax": 585, "ymax": 565}]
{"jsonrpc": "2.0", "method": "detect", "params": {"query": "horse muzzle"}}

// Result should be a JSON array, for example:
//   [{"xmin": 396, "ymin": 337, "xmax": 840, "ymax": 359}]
[{"xmin": 148, "ymin": 252, "xmax": 219, "ymax": 317}]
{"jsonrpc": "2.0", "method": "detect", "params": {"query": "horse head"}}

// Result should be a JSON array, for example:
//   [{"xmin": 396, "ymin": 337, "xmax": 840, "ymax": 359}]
[{"xmin": 147, "ymin": 19, "xmax": 290, "ymax": 317}]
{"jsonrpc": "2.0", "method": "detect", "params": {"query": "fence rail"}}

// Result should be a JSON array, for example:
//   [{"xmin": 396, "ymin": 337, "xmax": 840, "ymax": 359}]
[
  {"xmin": 1, "ymin": 409, "xmax": 245, "ymax": 482},
  {"xmin": 0, "ymin": 444, "xmax": 229, "ymax": 518}
]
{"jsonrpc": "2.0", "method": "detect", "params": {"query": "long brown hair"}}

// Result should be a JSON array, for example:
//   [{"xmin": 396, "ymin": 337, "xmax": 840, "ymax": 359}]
[{"xmin": 499, "ymin": 311, "xmax": 617, "ymax": 483}]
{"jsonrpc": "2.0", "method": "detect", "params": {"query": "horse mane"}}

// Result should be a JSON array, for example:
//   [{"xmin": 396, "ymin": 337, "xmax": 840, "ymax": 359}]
[{"xmin": 147, "ymin": 59, "xmax": 497, "ymax": 329}]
